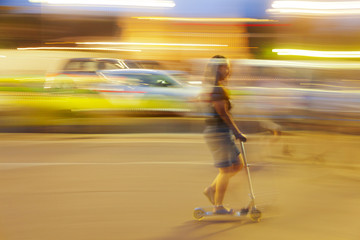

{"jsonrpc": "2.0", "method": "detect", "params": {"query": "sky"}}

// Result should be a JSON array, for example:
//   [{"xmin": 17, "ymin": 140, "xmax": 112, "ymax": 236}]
[{"xmin": 1, "ymin": 0, "xmax": 272, "ymax": 18}]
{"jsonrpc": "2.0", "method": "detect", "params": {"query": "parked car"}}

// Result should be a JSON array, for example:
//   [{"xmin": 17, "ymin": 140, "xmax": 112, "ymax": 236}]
[
  {"xmin": 44, "ymin": 58, "xmax": 177, "ymax": 88},
  {"xmin": 43, "ymin": 58, "xmax": 203, "ymax": 115},
  {"xmin": 44, "ymin": 58, "xmax": 136, "ymax": 89}
]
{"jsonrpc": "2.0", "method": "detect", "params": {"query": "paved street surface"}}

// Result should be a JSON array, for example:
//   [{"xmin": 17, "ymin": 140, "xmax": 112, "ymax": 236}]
[{"xmin": 0, "ymin": 132, "xmax": 358, "ymax": 240}]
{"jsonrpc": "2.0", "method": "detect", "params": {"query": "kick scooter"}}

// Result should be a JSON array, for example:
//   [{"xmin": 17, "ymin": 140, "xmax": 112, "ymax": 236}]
[{"xmin": 193, "ymin": 141, "xmax": 262, "ymax": 222}]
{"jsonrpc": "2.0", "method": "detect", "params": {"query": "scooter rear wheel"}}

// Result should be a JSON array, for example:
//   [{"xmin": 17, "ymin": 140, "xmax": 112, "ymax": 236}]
[{"xmin": 193, "ymin": 209, "xmax": 205, "ymax": 220}]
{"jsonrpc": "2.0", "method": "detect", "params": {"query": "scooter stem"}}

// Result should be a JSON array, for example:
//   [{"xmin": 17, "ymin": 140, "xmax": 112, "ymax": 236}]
[{"xmin": 240, "ymin": 141, "xmax": 256, "ymax": 201}]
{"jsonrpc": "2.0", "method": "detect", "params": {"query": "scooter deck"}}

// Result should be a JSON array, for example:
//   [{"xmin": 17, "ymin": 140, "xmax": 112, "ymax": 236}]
[
  {"xmin": 193, "ymin": 206, "xmax": 261, "ymax": 222},
  {"xmin": 193, "ymin": 207, "xmax": 249, "ymax": 220}
]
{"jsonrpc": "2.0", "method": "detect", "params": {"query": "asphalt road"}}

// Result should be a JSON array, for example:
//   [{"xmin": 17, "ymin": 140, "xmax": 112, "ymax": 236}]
[{"xmin": 0, "ymin": 133, "xmax": 359, "ymax": 240}]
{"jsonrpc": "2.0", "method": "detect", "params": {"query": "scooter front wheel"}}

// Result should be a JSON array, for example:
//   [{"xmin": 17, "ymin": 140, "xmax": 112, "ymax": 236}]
[{"xmin": 249, "ymin": 208, "xmax": 262, "ymax": 222}]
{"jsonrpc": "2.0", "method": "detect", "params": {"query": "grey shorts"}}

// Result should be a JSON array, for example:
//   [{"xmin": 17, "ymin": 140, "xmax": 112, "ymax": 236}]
[{"xmin": 204, "ymin": 126, "xmax": 241, "ymax": 168}]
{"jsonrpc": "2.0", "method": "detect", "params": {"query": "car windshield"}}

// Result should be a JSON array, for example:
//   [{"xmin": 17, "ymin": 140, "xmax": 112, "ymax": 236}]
[
  {"xmin": 102, "ymin": 72, "xmax": 183, "ymax": 88},
  {"xmin": 123, "ymin": 60, "xmax": 142, "ymax": 69},
  {"xmin": 63, "ymin": 59, "xmax": 127, "ymax": 71}
]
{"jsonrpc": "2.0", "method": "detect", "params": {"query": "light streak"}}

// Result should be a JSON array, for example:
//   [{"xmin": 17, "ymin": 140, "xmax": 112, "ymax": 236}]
[
  {"xmin": 133, "ymin": 17, "xmax": 277, "ymax": 22},
  {"xmin": 17, "ymin": 47, "xmax": 141, "ymax": 52},
  {"xmin": 29, "ymin": 0, "xmax": 175, "ymax": 7},
  {"xmin": 273, "ymin": 49, "xmax": 360, "ymax": 58},
  {"xmin": 272, "ymin": 1, "xmax": 360, "ymax": 10},
  {"xmin": 268, "ymin": 1, "xmax": 360, "ymax": 15},
  {"xmin": 76, "ymin": 42, "xmax": 228, "ymax": 47},
  {"xmin": 239, "ymin": 59, "xmax": 360, "ymax": 69}
]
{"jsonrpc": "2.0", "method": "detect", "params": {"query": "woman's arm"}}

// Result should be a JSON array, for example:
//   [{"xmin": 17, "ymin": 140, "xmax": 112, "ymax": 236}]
[{"xmin": 213, "ymin": 100, "xmax": 247, "ymax": 142}]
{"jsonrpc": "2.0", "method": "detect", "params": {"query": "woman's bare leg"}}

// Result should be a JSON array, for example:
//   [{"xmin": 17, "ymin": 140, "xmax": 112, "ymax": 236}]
[
  {"xmin": 210, "ymin": 154, "xmax": 244, "ymax": 190},
  {"xmin": 204, "ymin": 154, "xmax": 244, "ymax": 206},
  {"xmin": 214, "ymin": 166, "xmax": 234, "ymax": 207}
]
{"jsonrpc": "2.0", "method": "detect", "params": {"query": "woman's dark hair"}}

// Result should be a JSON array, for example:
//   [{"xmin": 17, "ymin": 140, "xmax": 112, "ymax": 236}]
[{"xmin": 204, "ymin": 55, "xmax": 229, "ymax": 86}]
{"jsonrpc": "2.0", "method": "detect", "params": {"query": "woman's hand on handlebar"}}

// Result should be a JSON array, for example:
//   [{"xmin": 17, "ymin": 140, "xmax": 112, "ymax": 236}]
[{"xmin": 234, "ymin": 132, "xmax": 247, "ymax": 142}]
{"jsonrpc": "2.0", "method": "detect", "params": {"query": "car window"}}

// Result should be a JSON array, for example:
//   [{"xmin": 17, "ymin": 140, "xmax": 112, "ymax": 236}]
[
  {"xmin": 81, "ymin": 61, "xmax": 98, "ymax": 71},
  {"xmin": 139, "ymin": 74, "xmax": 181, "ymax": 87},
  {"xmin": 64, "ymin": 60, "xmax": 98, "ymax": 71},
  {"xmin": 123, "ymin": 60, "xmax": 142, "ymax": 68},
  {"xmin": 103, "ymin": 75, "xmax": 142, "ymax": 86},
  {"xmin": 103, "ymin": 73, "xmax": 182, "ymax": 87},
  {"xmin": 99, "ymin": 61, "xmax": 126, "ymax": 70},
  {"xmin": 144, "ymin": 74, "xmax": 179, "ymax": 87},
  {"xmin": 63, "ymin": 61, "xmax": 83, "ymax": 71}
]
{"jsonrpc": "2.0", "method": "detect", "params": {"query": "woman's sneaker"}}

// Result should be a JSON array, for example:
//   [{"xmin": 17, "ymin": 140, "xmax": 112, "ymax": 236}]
[{"xmin": 213, "ymin": 206, "xmax": 233, "ymax": 215}]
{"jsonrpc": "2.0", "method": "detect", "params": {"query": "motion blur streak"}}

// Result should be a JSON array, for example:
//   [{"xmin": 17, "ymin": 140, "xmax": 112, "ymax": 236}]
[
  {"xmin": 0, "ymin": 0, "xmax": 360, "ymax": 239},
  {"xmin": 273, "ymin": 49, "xmax": 360, "ymax": 58},
  {"xmin": 76, "ymin": 42, "xmax": 228, "ymax": 47},
  {"xmin": 133, "ymin": 17, "xmax": 277, "ymax": 22},
  {"xmin": 268, "ymin": 8, "xmax": 360, "ymax": 14},
  {"xmin": 17, "ymin": 47, "xmax": 142, "ymax": 52},
  {"xmin": 29, "ymin": 0, "xmax": 176, "ymax": 8},
  {"xmin": 268, "ymin": 0, "xmax": 360, "ymax": 15},
  {"xmin": 272, "ymin": 1, "xmax": 360, "ymax": 9},
  {"xmin": 239, "ymin": 59, "xmax": 360, "ymax": 69},
  {"xmin": 173, "ymin": 23, "xmax": 290, "ymax": 27}
]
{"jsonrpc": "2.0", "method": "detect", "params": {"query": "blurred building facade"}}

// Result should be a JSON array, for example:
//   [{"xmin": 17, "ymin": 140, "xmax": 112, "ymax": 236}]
[
  {"xmin": 0, "ymin": 0, "xmax": 258, "ymax": 62},
  {"xmin": 2, "ymin": 1, "xmax": 360, "ymax": 62}
]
